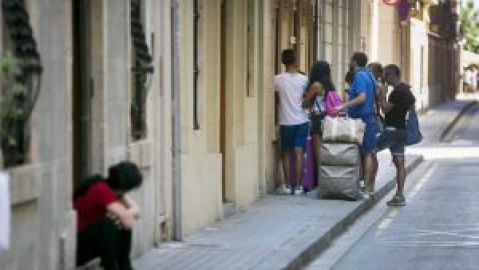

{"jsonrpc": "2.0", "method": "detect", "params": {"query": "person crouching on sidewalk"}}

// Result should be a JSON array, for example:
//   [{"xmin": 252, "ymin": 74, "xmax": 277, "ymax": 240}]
[
  {"xmin": 376, "ymin": 64, "xmax": 415, "ymax": 206},
  {"xmin": 74, "ymin": 161, "xmax": 142, "ymax": 270}
]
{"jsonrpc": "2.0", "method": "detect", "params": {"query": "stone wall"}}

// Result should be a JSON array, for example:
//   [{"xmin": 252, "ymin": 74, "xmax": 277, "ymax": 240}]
[{"xmin": 0, "ymin": 1, "xmax": 76, "ymax": 269}]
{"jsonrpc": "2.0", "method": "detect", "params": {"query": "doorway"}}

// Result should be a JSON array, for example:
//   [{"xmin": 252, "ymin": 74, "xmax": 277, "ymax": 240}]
[
  {"xmin": 72, "ymin": 0, "xmax": 91, "ymax": 188},
  {"xmin": 72, "ymin": 0, "xmax": 104, "ymax": 188}
]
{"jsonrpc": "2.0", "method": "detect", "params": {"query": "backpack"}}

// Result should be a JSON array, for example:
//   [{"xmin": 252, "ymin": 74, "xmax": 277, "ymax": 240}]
[
  {"xmin": 405, "ymin": 105, "xmax": 422, "ymax": 146},
  {"xmin": 324, "ymin": 91, "xmax": 343, "ymax": 117}
]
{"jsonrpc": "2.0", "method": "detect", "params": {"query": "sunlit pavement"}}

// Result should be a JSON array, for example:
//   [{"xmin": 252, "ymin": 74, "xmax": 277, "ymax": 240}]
[
  {"xmin": 133, "ymin": 96, "xmax": 479, "ymax": 270},
  {"xmin": 330, "ymin": 102, "xmax": 479, "ymax": 270}
]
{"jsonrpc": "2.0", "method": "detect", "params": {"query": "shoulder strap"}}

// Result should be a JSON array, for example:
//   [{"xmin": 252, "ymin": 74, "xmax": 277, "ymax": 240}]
[
  {"xmin": 315, "ymin": 95, "xmax": 324, "ymax": 113},
  {"xmin": 364, "ymin": 70, "xmax": 380, "ymax": 116}
]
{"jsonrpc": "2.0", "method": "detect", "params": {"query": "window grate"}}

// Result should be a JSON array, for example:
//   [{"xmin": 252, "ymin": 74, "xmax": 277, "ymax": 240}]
[
  {"xmin": 130, "ymin": 0, "xmax": 154, "ymax": 141},
  {"xmin": 1, "ymin": 0, "xmax": 43, "ymax": 167}
]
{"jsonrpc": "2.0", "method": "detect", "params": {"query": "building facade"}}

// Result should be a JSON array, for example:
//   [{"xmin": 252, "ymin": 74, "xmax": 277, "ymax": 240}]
[
  {"xmin": 359, "ymin": 0, "xmax": 461, "ymax": 111},
  {"xmin": 0, "ymin": 1, "xmax": 75, "ymax": 269}
]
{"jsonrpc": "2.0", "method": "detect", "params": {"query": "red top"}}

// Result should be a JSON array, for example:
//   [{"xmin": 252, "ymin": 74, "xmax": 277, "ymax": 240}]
[{"xmin": 74, "ymin": 182, "xmax": 119, "ymax": 231}]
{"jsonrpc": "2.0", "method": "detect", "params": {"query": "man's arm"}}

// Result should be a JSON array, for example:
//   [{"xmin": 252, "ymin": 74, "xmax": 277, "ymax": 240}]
[
  {"xmin": 334, "ymin": 74, "xmax": 367, "ymax": 113},
  {"xmin": 379, "ymin": 97, "xmax": 394, "ymax": 114},
  {"xmin": 334, "ymin": 92, "xmax": 366, "ymax": 113}
]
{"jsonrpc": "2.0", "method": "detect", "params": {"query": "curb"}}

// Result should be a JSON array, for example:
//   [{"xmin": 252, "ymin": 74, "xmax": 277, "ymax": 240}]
[
  {"xmin": 284, "ymin": 155, "xmax": 424, "ymax": 270},
  {"xmin": 439, "ymin": 100, "xmax": 477, "ymax": 141}
]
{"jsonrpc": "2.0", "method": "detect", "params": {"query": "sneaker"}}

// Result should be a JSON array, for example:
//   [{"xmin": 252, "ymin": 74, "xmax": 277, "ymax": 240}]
[
  {"xmin": 294, "ymin": 186, "xmax": 304, "ymax": 195},
  {"xmin": 361, "ymin": 186, "xmax": 375, "ymax": 193},
  {"xmin": 359, "ymin": 190, "xmax": 369, "ymax": 200},
  {"xmin": 386, "ymin": 195, "xmax": 406, "ymax": 206},
  {"xmin": 305, "ymin": 188, "xmax": 318, "ymax": 197},
  {"xmin": 277, "ymin": 185, "xmax": 291, "ymax": 195}
]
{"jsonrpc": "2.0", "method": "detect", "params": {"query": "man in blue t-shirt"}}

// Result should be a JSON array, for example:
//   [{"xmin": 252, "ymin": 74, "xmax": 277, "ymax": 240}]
[{"xmin": 334, "ymin": 52, "xmax": 379, "ymax": 194}]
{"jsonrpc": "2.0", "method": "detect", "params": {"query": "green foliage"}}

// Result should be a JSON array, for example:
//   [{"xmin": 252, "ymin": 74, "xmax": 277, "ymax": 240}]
[
  {"xmin": 461, "ymin": 0, "xmax": 479, "ymax": 53},
  {"xmin": 0, "ymin": 52, "xmax": 26, "ymax": 149}
]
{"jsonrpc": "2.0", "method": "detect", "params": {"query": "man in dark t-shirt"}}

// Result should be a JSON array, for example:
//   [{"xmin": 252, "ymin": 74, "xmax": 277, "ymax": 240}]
[
  {"xmin": 384, "ymin": 83, "xmax": 415, "ymax": 129},
  {"xmin": 376, "ymin": 64, "xmax": 415, "ymax": 207}
]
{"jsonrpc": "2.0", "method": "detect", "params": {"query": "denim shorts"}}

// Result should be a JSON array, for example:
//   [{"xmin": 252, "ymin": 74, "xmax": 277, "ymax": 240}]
[
  {"xmin": 375, "ymin": 127, "xmax": 406, "ymax": 157},
  {"xmin": 359, "ymin": 115, "xmax": 380, "ymax": 155},
  {"xmin": 280, "ymin": 122, "xmax": 309, "ymax": 151}
]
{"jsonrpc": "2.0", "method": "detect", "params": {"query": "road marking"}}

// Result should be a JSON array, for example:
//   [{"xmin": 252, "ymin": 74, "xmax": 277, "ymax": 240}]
[
  {"xmin": 408, "ymin": 146, "xmax": 479, "ymax": 160},
  {"xmin": 375, "ymin": 164, "xmax": 436, "ymax": 236},
  {"xmin": 376, "ymin": 209, "xmax": 399, "ymax": 236},
  {"xmin": 381, "ymin": 240, "xmax": 479, "ymax": 248},
  {"xmin": 407, "ymin": 163, "xmax": 436, "ymax": 199}
]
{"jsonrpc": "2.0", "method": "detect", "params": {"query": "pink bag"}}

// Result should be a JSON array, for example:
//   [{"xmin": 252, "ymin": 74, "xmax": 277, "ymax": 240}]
[{"xmin": 324, "ymin": 91, "xmax": 343, "ymax": 117}]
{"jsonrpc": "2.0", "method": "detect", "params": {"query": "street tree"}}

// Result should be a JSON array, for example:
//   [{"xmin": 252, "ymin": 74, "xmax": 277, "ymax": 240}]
[{"xmin": 461, "ymin": 0, "xmax": 479, "ymax": 53}]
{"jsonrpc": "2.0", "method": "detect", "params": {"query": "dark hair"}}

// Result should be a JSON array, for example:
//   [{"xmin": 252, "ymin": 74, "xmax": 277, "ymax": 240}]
[
  {"xmin": 345, "ymin": 69, "xmax": 355, "ymax": 85},
  {"xmin": 384, "ymin": 64, "xmax": 401, "ymax": 78},
  {"xmin": 73, "ymin": 161, "xmax": 143, "ymax": 199},
  {"xmin": 367, "ymin": 62, "xmax": 384, "ymax": 81},
  {"xmin": 281, "ymin": 49, "xmax": 295, "ymax": 65},
  {"xmin": 308, "ymin": 61, "xmax": 336, "ymax": 95},
  {"xmin": 352, "ymin": 52, "xmax": 368, "ymax": 67}
]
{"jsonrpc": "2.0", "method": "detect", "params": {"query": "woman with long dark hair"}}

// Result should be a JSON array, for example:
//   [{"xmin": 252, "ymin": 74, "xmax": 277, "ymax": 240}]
[
  {"xmin": 74, "ymin": 161, "xmax": 142, "ymax": 270},
  {"xmin": 303, "ymin": 61, "xmax": 343, "ymax": 191},
  {"xmin": 303, "ymin": 61, "xmax": 342, "ymax": 144}
]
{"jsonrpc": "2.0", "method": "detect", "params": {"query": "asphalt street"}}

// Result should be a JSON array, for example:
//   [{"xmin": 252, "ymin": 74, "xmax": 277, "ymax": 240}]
[{"xmin": 330, "ymin": 104, "xmax": 479, "ymax": 270}]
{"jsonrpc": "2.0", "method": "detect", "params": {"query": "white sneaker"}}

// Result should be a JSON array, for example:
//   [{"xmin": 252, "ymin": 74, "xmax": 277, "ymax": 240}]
[
  {"xmin": 294, "ymin": 186, "xmax": 304, "ymax": 195},
  {"xmin": 277, "ymin": 185, "xmax": 291, "ymax": 195}
]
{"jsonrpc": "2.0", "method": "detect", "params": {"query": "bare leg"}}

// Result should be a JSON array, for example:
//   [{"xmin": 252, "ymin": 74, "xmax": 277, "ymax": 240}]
[
  {"xmin": 392, "ymin": 156, "xmax": 406, "ymax": 197},
  {"xmin": 313, "ymin": 134, "xmax": 322, "ymax": 186},
  {"xmin": 371, "ymin": 153, "xmax": 378, "ymax": 191},
  {"xmin": 294, "ymin": 147, "xmax": 304, "ymax": 187},
  {"xmin": 282, "ymin": 150, "xmax": 291, "ymax": 187},
  {"xmin": 363, "ymin": 153, "xmax": 377, "ymax": 190}
]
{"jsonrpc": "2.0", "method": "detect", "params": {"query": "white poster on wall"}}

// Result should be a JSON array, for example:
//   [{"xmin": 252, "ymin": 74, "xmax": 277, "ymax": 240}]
[{"xmin": 0, "ymin": 172, "xmax": 11, "ymax": 251}]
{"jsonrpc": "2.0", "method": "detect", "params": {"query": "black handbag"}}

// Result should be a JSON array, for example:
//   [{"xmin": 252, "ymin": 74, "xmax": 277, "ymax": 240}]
[
  {"xmin": 310, "ymin": 113, "xmax": 324, "ymax": 134},
  {"xmin": 309, "ymin": 98, "xmax": 324, "ymax": 135}
]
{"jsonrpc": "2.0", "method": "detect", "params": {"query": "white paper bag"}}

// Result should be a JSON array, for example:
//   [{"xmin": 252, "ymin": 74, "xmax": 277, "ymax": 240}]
[{"xmin": 0, "ymin": 172, "xmax": 11, "ymax": 251}]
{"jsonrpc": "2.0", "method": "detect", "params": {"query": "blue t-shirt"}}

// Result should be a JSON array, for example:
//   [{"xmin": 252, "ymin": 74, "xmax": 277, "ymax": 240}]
[{"xmin": 348, "ymin": 68, "xmax": 376, "ymax": 118}]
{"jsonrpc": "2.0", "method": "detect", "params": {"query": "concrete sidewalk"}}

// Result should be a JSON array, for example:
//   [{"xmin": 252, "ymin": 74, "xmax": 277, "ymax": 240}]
[
  {"xmin": 133, "ymin": 97, "xmax": 477, "ymax": 270},
  {"xmin": 417, "ymin": 96, "xmax": 477, "ymax": 144}
]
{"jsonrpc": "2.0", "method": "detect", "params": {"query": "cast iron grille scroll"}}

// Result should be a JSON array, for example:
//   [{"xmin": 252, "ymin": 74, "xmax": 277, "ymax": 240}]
[
  {"xmin": 1, "ymin": 0, "xmax": 43, "ymax": 167},
  {"xmin": 130, "ymin": 0, "xmax": 154, "ymax": 141}
]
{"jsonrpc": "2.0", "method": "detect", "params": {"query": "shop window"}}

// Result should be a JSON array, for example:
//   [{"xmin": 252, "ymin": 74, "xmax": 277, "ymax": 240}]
[
  {"xmin": 130, "ymin": 0, "xmax": 154, "ymax": 140},
  {"xmin": 1, "ymin": 0, "xmax": 43, "ymax": 167}
]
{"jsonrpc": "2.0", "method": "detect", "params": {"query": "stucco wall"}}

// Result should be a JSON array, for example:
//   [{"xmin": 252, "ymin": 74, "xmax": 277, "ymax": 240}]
[
  {"xmin": 377, "ymin": 2, "xmax": 401, "ymax": 65},
  {"xmin": 0, "ymin": 1, "xmax": 76, "ymax": 269},
  {"xmin": 176, "ymin": 0, "xmax": 267, "ymax": 235}
]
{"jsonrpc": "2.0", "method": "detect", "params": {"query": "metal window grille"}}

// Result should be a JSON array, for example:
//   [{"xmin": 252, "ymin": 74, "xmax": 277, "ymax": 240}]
[
  {"xmin": 1, "ymin": 0, "xmax": 43, "ymax": 167},
  {"xmin": 130, "ymin": 0, "xmax": 154, "ymax": 140}
]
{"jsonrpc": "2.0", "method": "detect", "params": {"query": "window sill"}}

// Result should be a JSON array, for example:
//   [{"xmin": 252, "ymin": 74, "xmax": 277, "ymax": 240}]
[
  {"xmin": 6, "ymin": 164, "xmax": 41, "ymax": 206},
  {"xmin": 129, "ymin": 140, "xmax": 153, "ymax": 168}
]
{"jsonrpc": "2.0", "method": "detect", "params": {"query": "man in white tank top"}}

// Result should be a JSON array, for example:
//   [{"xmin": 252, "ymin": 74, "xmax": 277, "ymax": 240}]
[{"xmin": 274, "ymin": 49, "xmax": 309, "ymax": 195}]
